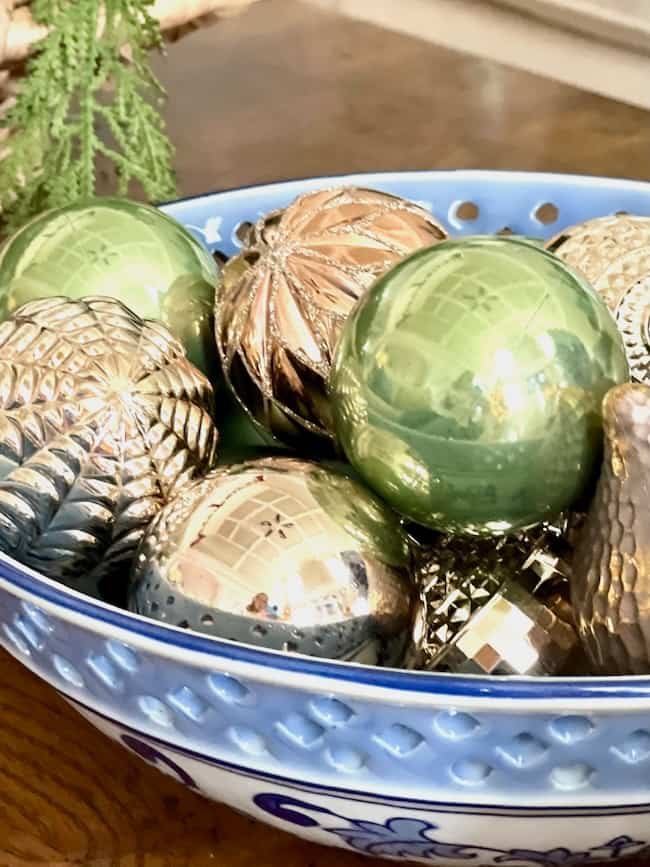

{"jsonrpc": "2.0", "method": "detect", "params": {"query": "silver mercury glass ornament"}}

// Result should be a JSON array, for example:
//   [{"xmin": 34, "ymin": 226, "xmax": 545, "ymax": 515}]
[{"xmin": 129, "ymin": 456, "xmax": 418, "ymax": 665}]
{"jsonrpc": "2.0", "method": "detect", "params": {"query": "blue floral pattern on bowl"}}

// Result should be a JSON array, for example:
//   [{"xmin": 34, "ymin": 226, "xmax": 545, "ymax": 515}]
[{"xmin": 253, "ymin": 794, "xmax": 650, "ymax": 864}]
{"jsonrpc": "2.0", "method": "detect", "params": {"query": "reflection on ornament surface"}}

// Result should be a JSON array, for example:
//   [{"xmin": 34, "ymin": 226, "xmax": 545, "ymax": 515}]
[
  {"xmin": 0, "ymin": 198, "xmax": 219, "ymax": 375},
  {"xmin": 331, "ymin": 236, "xmax": 629, "ymax": 534},
  {"xmin": 129, "ymin": 456, "xmax": 417, "ymax": 665}
]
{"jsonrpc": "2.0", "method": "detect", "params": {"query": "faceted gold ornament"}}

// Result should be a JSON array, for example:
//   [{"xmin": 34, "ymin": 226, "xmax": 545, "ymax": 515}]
[
  {"xmin": 433, "ymin": 581, "xmax": 577, "ymax": 676},
  {"xmin": 0, "ymin": 296, "xmax": 218, "ymax": 603},
  {"xmin": 548, "ymin": 215, "xmax": 650, "ymax": 384},
  {"xmin": 215, "ymin": 186, "xmax": 447, "ymax": 443},
  {"xmin": 411, "ymin": 523, "xmax": 577, "ymax": 674}
]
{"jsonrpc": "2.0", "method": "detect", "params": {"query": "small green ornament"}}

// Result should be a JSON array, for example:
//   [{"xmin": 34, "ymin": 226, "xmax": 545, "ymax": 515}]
[
  {"xmin": 330, "ymin": 236, "xmax": 629, "ymax": 535},
  {"xmin": 0, "ymin": 198, "xmax": 218, "ymax": 375}
]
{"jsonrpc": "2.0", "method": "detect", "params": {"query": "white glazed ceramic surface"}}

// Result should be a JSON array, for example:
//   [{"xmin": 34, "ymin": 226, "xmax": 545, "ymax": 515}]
[{"xmin": 3, "ymin": 171, "xmax": 650, "ymax": 865}]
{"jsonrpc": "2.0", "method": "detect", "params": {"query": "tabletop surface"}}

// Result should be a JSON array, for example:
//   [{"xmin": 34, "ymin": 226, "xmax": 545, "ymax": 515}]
[{"xmin": 4, "ymin": 1, "xmax": 650, "ymax": 864}]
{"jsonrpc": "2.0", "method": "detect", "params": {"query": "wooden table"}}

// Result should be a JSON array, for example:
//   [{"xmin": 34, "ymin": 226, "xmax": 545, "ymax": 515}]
[{"xmin": 4, "ymin": 1, "xmax": 650, "ymax": 864}]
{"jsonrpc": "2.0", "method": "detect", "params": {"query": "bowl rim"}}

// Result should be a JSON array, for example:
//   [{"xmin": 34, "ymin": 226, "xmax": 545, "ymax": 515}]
[
  {"xmin": 157, "ymin": 167, "xmax": 650, "ymax": 212},
  {"xmin": 8, "ymin": 546, "xmax": 650, "ymax": 703},
  {"xmin": 6, "ymin": 168, "xmax": 650, "ymax": 703}
]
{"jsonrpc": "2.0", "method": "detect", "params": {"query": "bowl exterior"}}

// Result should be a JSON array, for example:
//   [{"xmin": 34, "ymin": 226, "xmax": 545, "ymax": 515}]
[
  {"xmin": 4, "ymin": 571, "xmax": 650, "ymax": 866},
  {"xmin": 4, "ymin": 171, "xmax": 650, "ymax": 862}
]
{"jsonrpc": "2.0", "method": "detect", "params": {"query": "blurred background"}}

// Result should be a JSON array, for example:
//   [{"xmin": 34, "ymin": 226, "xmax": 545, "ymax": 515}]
[
  {"xmin": 309, "ymin": 0, "xmax": 650, "ymax": 106},
  {"xmin": 152, "ymin": 0, "xmax": 650, "ymax": 198}
]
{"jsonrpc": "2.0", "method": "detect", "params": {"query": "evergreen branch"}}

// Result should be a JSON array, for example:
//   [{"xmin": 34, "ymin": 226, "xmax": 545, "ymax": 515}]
[
  {"xmin": 0, "ymin": 0, "xmax": 178, "ymax": 235},
  {"xmin": 79, "ymin": 0, "xmax": 101, "ymax": 197}
]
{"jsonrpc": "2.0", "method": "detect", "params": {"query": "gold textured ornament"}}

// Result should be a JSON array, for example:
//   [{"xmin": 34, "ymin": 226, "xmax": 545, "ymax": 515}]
[
  {"xmin": 614, "ymin": 274, "xmax": 650, "ymax": 384},
  {"xmin": 547, "ymin": 214, "xmax": 650, "ymax": 309},
  {"xmin": 433, "ymin": 581, "xmax": 577, "ymax": 675},
  {"xmin": 572, "ymin": 383, "xmax": 650, "ymax": 674},
  {"xmin": 215, "ymin": 186, "xmax": 447, "ymax": 443},
  {"xmin": 548, "ymin": 215, "xmax": 650, "ymax": 383},
  {"xmin": 0, "ymin": 296, "xmax": 218, "ymax": 604},
  {"xmin": 129, "ymin": 456, "xmax": 418, "ymax": 665},
  {"xmin": 411, "ymin": 525, "xmax": 577, "ymax": 674}
]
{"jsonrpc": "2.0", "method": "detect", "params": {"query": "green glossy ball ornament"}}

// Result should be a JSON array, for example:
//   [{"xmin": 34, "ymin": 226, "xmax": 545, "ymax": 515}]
[
  {"xmin": 0, "ymin": 198, "xmax": 219, "ymax": 375},
  {"xmin": 330, "ymin": 236, "xmax": 629, "ymax": 535}
]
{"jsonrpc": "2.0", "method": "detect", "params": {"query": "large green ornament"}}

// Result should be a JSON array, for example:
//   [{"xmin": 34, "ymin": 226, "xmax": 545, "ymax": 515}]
[
  {"xmin": 0, "ymin": 198, "xmax": 219, "ymax": 375},
  {"xmin": 330, "ymin": 236, "xmax": 629, "ymax": 535}
]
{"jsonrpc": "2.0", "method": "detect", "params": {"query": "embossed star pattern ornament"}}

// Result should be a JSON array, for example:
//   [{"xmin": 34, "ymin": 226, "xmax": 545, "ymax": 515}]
[
  {"xmin": 215, "ymin": 186, "xmax": 447, "ymax": 444},
  {"xmin": 0, "ymin": 296, "xmax": 218, "ymax": 604}
]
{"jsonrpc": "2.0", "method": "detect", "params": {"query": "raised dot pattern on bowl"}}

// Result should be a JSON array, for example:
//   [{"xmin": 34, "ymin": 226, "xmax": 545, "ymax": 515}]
[{"xmin": 0, "ymin": 587, "xmax": 647, "ymax": 799}]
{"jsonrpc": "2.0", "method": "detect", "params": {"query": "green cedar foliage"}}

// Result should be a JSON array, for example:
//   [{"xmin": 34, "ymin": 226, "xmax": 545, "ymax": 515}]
[{"xmin": 0, "ymin": 0, "xmax": 177, "ymax": 233}]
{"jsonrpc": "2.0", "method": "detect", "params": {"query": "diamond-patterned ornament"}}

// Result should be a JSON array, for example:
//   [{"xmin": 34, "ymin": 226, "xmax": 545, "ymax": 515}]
[
  {"xmin": 547, "ymin": 214, "xmax": 650, "ymax": 307},
  {"xmin": 435, "ymin": 582, "xmax": 577, "ymax": 676},
  {"xmin": 413, "ymin": 525, "xmax": 576, "ymax": 673}
]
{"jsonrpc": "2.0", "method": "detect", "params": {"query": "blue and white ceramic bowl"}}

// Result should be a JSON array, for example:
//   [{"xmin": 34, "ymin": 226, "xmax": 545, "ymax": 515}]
[{"xmin": 3, "ymin": 171, "xmax": 650, "ymax": 866}]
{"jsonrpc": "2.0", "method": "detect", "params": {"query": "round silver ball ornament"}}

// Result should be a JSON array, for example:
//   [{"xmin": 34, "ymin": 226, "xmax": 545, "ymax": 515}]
[{"xmin": 129, "ymin": 457, "xmax": 417, "ymax": 665}]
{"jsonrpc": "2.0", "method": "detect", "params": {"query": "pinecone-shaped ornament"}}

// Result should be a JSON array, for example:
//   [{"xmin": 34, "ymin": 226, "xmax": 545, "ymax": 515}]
[{"xmin": 0, "ymin": 296, "xmax": 217, "ymax": 604}]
